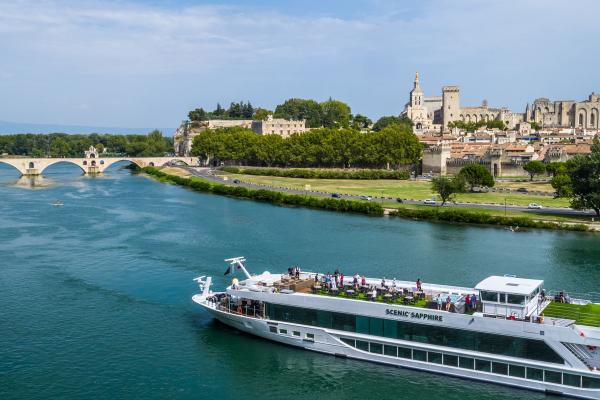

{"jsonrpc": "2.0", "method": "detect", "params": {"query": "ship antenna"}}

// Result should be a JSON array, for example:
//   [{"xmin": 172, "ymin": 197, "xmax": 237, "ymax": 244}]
[{"xmin": 224, "ymin": 256, "xmax": 252, "ymax": 279}]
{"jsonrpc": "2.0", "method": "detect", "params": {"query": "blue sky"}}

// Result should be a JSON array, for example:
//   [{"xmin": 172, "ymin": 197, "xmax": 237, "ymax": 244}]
[{"xmin": 1, "ymin": 0, "xmax": 599, "ymax": 132}]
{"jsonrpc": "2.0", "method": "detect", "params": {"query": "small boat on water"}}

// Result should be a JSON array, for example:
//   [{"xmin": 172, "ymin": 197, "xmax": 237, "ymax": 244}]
[
  {"xmin": 51, "ymin": 200, "xmax": 64, "ymax": 207},
  {"xmin": 194, "ymin": 257, "xmax": 600, "ymax": 399}
]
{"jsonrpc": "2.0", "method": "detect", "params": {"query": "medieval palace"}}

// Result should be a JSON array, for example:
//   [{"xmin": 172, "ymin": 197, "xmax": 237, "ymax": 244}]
[{"xmin": 402, "ymin": 73, "xmax": 600, "ymax": 133}]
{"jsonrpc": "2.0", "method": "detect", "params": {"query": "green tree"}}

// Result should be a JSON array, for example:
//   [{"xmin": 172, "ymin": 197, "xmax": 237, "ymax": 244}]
[
  {"xmin": 188, "ymin": 108, "xmax": 208, "ymax": 121},
  {"xmin": 431, "ymin": 175, "xmax": 465, "ymax": 206},
  {"xmin": 545, "ymin": 162, "xmax": 566, "ymax": 176},
  {"xmin": 372, "ymin": 115, "xmax": 412, "ymax": 132},
  {"xmin": 49, "ymin": 138, "xmax": 71, "ymax": 158},
  {"xmin": 458, "ymin": 164, "xmax": 495, "ymax": 191},
  {"xmin": 352, "ymin": 114, "xmax": 372, "ymax": 129},
  {"xmin": 530, "ymin": 121, "xmax": 541, "ymax": 131},
  {"xmin": 523, "ymin": 160, "xmax": 546, "ymax": 181},
  {"xmin": 252, "ymin": 108, "xmax": 272, "ymax": 120},
  {"xmin": 320, "ymin": 99, "xmax": 352, "ymax": 128},
  {"xmin": 274, "ymin": 98, "xmax": 323, "ymax": 128},
  {"xmin": 486, "ymin": 120, "xmax": 506, "ymax": 130},
  {"xmin": 551, "ymin": 141, "xmax": 600, "ymax": 216}
]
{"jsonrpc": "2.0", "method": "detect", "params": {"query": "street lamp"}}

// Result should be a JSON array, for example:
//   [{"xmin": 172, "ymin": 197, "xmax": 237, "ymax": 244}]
[{"xmin": 504, "ymin": 198, "xmax": 507, "ymax": 217}]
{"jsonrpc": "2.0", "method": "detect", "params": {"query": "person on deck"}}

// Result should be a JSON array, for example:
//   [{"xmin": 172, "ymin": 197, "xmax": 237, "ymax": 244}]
[
  {"xmin": 465, "ymin": 294, "xmax": 471, "ymax": 310},
  {"xmin": 295, "ymin": 267, "xmax": 300, "ymax": 279},
  {"xmin": 381, "ymin": 278, "xmax": 386, "ymax": 288},
  {"xmin": 416, "ymin": 278, "xmax": 422, "ymax": 292},
  {"xmin": 436, "ymin": 294, "xmax": 442, "ymax": 310},
  {"xmin": 371, "ymin": 287, "xmax": 378, "ymax": 302},
  {"xmin": 445, "ymin": 295, "xmax": 452, "ymax": 312},
  {"xmin": 361, "ymin": 276, "xmax": 366, "ymax": 287},
  {"xmin": 340, "ymin": 273, "xmax": 344, "ymax": 287},
  {"xmin": 471, "ymin": 293, "xmax": 477, "ymax": 311}
]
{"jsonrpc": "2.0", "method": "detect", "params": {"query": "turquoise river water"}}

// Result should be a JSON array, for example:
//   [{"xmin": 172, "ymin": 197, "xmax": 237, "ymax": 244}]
[{"xmin": 0, "ymin": 163, "xmax": 599, "ymax": 400}]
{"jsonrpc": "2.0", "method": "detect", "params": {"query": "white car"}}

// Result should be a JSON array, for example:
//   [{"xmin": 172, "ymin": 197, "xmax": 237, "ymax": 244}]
[
  {"xmin": 528, "ymin": 203, "xmax": 543, "ymax": 209},
  {"xmin": 360, "ymin": 195, "xmax": 372, "ymax": 201},
  {"xmin": 423, "ymin": 199, "xmax": 437, "ymax": 205}
]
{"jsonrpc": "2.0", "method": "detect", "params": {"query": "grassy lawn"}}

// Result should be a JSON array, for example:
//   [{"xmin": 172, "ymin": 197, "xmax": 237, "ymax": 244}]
[
  {"xmin": 543, "ymin": 302, "xmax": 600, "ymax": 327},
  {"xmin": 161, "ymin": 167, "xmax": 192, "ymax": 178},
  {"xmin": 217, "ymin": 172, "xmax": 571, "ymax": 208}
]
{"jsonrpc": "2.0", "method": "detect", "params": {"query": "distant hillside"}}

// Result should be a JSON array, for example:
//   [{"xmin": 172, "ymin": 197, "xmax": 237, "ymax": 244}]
[{"xmin": 0, "ymin": 120, "xmax": 175, "ymax": 136}]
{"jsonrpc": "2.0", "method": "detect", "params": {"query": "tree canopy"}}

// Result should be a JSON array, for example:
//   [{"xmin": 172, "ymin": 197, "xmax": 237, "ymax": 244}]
[
  {"xmin": 431, "ymin": 175, "xmax": 465, "ymax": 206},
  {"xmin": 523, "ymin": 160, "xmax": 546, "ymax": 181},
  {"xmin": 191, "ymin": 124, "xmax": 422, "ymax": 169},
  {"xmin": 273, "ymin": 98, "xmax": 323, "ymax": 128},
  {"xmin": 188, "ymin": 101, "xmax": 254, "ymax": 121},
  {"xmin": 458, "ymin": 164, "xmax": 495, "ymax": 191},
  {"xmin": 372, "ymin": 115, "xmax": 412, "ymax": 132},
  {"xmin": 0, "ymin": 131, "xmax": 172, "ymax": 158},
  {"xmin": 448, "ymin": 119, "xmax": 506, "ymax": 132},
  {"xmin": 551, "ymin": 141, "xmax": 600, "ymax": 216}
]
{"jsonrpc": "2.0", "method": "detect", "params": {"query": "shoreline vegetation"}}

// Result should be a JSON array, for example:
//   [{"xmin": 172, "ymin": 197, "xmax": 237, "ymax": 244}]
[
  {"xmin": 142, "ymin": 167, "xmax": 384, "ymax": 216},
  {"xmin": 145, "ymin": 167, "xmax": 593, "ymax": 233}
]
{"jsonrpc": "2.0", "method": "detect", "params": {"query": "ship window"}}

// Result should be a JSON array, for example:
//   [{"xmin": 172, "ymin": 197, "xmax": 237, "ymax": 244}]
[
  {"xmin": 356, "ymin": 340, "xmax": 369, "ymax": 352},
  {"xmin": 443, "ymin": 354, "xmax": 458, "ymax": 367},
  {"xmin": 279, "ymin": 329, "xmax": 287, "ymax": 334},
  {"xmin": 475, "ymin": 359, "xmax": 491, "ymax": 372},
  {"xmin": 582, "ymin": 376, "xmax": 600, "ymax": 389},
  {"xmin": 492, "ymin": 362, "xmax": 508, "ymax": 375},
  {"xmin": 480, "ymin": 291, "xmax": 499, "ymax": 302},
  {"xmin": 332, "ymin": 312, "xmax": 355, "ymax": 332},
  {"xmin": 369, "ymin": 318, "xmax": 383, "ymax": 337},
  {"xmin": 527, "ymin": 367, "xmax": 543, "ymax": 381},
  {"xmin": 398, "ymin": 347, "xmax": 412, "ymax": 359},
  {"xmin": 293, "ymin": 331, "xmax": 301, "ymax": 337},
  {"xmin": 459, "ymin": 357, "xmax": 474, "ymax": 369},
  {"xmin": 356, "ymin": 316, "xmax": 369, "ymax": 334},
  {"xmin": 413, "ymin": 349, "xmax": 427, "ymax": 361},
  {"xmin": 507, "ymin": 294, "xmax": 526, "ymax": 305},
  {"xmin": 369, "ymin": 342, "xmax": 383, "ymax": 354},
  {"xmin": 317, "ymin": 310, "xmax": 331, "ymax": 328},
  {"xmin": 509, "ymin": 365, "xmax": 525, "ymax": 378},
  {"xmin": 383, "ymin": 319, "xmax": 397, "ymax": 338},
  {"xmin": 563, "ymin": 373, "xmax": 581, "ymax": 387},
  {"xmin": 384, "ymin": 345, "xmax": 397, "ymax": 357},
  {"xmin": 428, "ymin": 352, "xmax": 443, "ymax": 364},
  {"xmin": 341, "ymin": 337, "xmax": 355, "ymax": 347},
  {"xmin": 305, "ymin": 333, "xmax": 315, "ymax": 340},
  {"xmin": 545, "ymin": 370, "xmax": 561, "ymax": 384},
  {"xmin": 269, "ymin": 326, "xmax": 277, "ymax": 333}
]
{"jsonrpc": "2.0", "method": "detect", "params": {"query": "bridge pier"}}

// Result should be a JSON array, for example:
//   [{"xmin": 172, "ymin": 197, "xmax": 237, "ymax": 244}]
[{"xmin": 24, "ymin": 168, "xmax": 41, "ymax": 176}]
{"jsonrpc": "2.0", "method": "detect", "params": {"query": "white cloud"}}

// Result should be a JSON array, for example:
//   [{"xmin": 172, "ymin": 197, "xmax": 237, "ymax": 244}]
[{"xmin": 0, "ymin": 0, "xmax": 599, "ymax": 127}]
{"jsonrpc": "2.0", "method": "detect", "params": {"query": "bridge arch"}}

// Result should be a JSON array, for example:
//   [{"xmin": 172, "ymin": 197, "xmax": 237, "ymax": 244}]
[
  {"xmin": 40, "ymin": 160, "xmax": 86, "ymax": 175},
  {"xmin": 159, "ymin": 158, "xmax": 190, "ymax": 167},
  {"xmin": 100, "ymin": 158, "xmax": 144, "ymax": 172},
  {"xmin": 0, "ymin": 160, "xmax": 26, "ymax": 175}
]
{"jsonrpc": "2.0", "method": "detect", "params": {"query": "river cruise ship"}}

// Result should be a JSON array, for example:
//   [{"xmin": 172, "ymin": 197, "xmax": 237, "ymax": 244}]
[{"xmin": 193, "ymin": 257, "xmax": 600, "ymax": 399}]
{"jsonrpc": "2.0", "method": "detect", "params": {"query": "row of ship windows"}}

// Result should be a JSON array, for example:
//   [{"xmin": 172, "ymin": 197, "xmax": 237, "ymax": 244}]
[{"xmin": 340, "ymin": 337, "xmax": 600, "ymax": 389}]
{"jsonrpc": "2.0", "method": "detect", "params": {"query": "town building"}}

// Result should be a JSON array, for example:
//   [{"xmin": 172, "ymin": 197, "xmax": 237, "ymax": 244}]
[
  {"xmin": 173, "ymin": 116, "xmax": 306, "ymax": 156},
  {"xmin": 403, "ymin": 73, "xmax": 600, "ymax": 134}
]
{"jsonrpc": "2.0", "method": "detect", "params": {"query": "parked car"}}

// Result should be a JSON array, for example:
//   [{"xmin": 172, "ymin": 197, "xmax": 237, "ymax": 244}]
[
  {"xmin": 360, "ymin": 195, "xmax": 372, "ymax": 201},
  {"xmin": 516, "ymin": 187, "xmax": 529, "ymax": 193},
  {"xmin": 331, "ymin": 193, "xmax": 341, "ymax": 198},
  {"xmin": 423, "ymin": 199, "xmax": 437, "ymax": 205},
  {"xmin": 396, "ymin": 198, "xmax": 404, "ymax": 203},
  {"xmin": 233, "ymin": 179, "xmax": 240, "ymax": 184},
  {"xmin": 528, "ymin": 203, "xmax": 543, "ymax": 209}
]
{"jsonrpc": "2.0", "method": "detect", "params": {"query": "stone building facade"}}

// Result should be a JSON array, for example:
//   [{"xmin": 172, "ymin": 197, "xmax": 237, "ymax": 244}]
[
  {"xmin": 250, "ymin": 115, "xmax": 306, "ymax": 138},
  {"xmin": 173, "ymin": 116, "xmax": 307, "ymax": 156},
  {"xmin": 526, "ymin": 93, "xmax": 600, "ymax": 129},
  {"xmin": 403, "ymin": 72, "xmax": 599, "ymax": 133}
]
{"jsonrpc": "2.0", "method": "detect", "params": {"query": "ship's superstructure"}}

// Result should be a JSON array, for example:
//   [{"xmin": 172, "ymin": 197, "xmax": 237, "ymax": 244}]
[{"xmin": 193, "ymin": 257, "xmax": 600, "ymax": 399}]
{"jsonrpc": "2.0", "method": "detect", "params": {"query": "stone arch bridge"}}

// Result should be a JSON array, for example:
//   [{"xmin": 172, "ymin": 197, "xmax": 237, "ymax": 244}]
[{"xmin": 0, "ymin": 157, "xmax": 198, "ymax": 176}]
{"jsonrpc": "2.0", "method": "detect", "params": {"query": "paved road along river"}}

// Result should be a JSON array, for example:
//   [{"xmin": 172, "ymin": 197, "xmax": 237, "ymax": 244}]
[{"xmin": 0, "ymin": 163, "xmax": 598, "ymax": 400}]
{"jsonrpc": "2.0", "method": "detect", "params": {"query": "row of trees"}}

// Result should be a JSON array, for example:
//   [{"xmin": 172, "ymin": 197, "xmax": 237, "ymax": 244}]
[
  {"xmin": 188, "ymin": 102, "xmax": 258, "ymax": 121},
  {"xmin": 188, "ymin": 98, "xmax": 407, "ymax": 130},
  {"xmin": 191, "ymin": 124, "xmax": 422, "ymax": 169},
  {"xmin": 0, "ymin": 130, "xmax": 172, "ymax": 158},
  {"xmin": 447, "ymin": 120, "xmax": 507, "ymax": 132}
]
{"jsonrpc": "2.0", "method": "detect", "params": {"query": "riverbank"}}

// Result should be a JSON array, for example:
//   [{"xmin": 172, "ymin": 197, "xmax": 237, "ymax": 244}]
[
  {"xmin": 147, "ymin": 167, "xmax": 595, "ymax": 232},
  {"xmin": 143, "ymin": 167, "xmax": 384, "ymax": 216}
]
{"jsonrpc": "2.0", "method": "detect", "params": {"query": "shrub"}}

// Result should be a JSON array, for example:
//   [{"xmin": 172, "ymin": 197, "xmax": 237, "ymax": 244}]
[{"xmin": 219, "ymin": 166, "xmax": 409, "ymax": 180}]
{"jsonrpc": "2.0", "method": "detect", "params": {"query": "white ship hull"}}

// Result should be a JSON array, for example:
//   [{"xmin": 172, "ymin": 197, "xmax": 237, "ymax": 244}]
[{"xmin": 196, "ymin": 297, "xmax": 600, "ymax": 400}]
